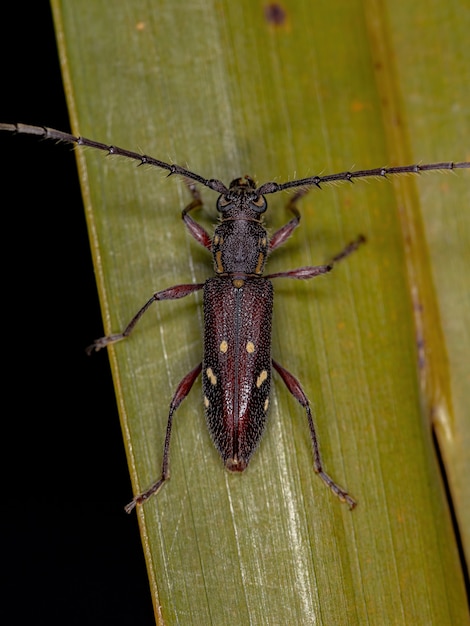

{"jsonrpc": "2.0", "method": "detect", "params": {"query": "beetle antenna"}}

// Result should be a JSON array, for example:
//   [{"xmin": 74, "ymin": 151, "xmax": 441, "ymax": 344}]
[
  {"xmin": 0, "ymin": 122, "xmax": 229, "ymax": 194},
  {"xmin": 4, "ymin": 123, "xmax": 467, "ymax": 198},
  {"xmin": 257, "ymin": 161, "xmax": 470, "ymax": 195}
]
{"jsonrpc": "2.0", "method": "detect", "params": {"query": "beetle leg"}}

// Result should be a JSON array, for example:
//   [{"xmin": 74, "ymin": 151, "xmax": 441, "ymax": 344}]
[
  {"xmin": 86, "ymin": 283, "xmax": 204, "ymax": 353},
  {"xmin": 125, "ymin": 362, "xmax": 203, "ymax": 513},
  {"xmin": 182, "ymin": 181, "xmax": 212, "ymax": 249},
  {"xmin": 272, "ymin": 359, "xmax": 357, "ymax": 509},
  {"xmin": 265, "ymin": 264, "xmax": 332, "ymax": 280},
  {"xmin": 266, "ymin": 235, "xmax": 365, "ymax": 280},
  {"xmin": 329, "ymin": 234, "xmax": 366, "ymax": 264},
  {"xmin": 269, "ymin": 201, "xmax": 301, "ymax": 251}
]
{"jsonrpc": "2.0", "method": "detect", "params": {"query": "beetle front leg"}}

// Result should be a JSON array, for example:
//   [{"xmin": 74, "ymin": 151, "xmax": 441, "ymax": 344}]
[
  {"xmin": 125, "ymin": 362, "xmax": 202, "ymax": 513},
  {"xmin": 269, "ymin": 186, "xmax": 332, "ymax": 251},
  {"xmin": 182, "ymin": 182, "xmax": 212, "ymax": 250},
  {"xmin": 268, "ymin": 195, "xmax": 302, "ymax": 251},
  {"xmin": 86, "ymin": 283, "xmax": 204, "ymax": 353},
  {"xmin": 272, "ymin": 360, "xmax": 356, "ymax": 509}
]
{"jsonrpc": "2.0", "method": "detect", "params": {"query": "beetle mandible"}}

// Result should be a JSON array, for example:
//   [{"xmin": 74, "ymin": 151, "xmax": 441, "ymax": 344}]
[{"xmin": 2, "ymin": 123, "xmax": 468, "ymax": 513}]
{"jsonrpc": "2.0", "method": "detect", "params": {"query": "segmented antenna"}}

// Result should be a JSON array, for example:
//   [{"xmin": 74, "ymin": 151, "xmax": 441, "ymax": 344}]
[
  {"xmin": 257, "ymin": 160, "xmax": 470, "ymax": 195},
  {"xmin": 1, "ymin": 122, "xmax": 469, "ymax": 195},
  {"xmin": 0, "ymin": 123, "xmax": 228, "ymax": 194}
]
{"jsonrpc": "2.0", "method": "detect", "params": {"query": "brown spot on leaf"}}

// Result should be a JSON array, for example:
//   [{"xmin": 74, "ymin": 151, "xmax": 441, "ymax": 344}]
[{"xmin": 264, "ymin": 3, "xmax": 287, "ymax": 26}]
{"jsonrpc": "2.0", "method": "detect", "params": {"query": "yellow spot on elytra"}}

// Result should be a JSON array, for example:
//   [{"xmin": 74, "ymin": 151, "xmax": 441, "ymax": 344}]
[
  {"xmin": 246, "ymin": 341, "xmax": 255, "ymax": 353},
  {"xmin": 206, "ymin": 367, "xmax": 217, "ymax": 385},
  {"xmin": 264, "ymin": 398, "xmax": 269, "ymax": 411},
  {"xmin": 220, "ymin": 340, "xmax": 228, "ymax": 353},
  {"xmin": 256, "ymin": 370, "xmax": 268, "ymax": 388},
  {"xmin": 204, "ymin": 396, "xmax": 210, "ymax": 408}
]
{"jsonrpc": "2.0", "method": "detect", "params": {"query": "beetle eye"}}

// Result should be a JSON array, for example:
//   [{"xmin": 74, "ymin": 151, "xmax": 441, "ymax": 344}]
[
  {"xmin": 251, "ymin": 195, "xmax": 267, "ymax": 213},
  {"xmin": 217, "ymin": 195, "xmax": 232, "ymax": 212}
]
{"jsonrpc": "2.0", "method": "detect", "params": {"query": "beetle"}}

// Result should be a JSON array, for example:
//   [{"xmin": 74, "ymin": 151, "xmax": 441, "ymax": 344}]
[{"xmin": 2, "ymin": 122, "xmax": 468, "ymax": 512}]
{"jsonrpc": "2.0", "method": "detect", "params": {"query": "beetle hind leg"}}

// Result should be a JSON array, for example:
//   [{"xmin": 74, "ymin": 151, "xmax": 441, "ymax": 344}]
[
  {"xmin": 272, "ymin": 359, "xmax": 356, "ymax": 509},
  {"xmin": 124, "ymin": 362, "xmax": 202, "ymax": 513}
]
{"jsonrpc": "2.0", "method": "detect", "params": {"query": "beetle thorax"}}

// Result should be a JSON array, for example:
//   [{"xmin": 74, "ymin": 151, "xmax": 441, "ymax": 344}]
[{"xmin": 212, "ymin": 216, "xmax": 269, "ymax": 279}]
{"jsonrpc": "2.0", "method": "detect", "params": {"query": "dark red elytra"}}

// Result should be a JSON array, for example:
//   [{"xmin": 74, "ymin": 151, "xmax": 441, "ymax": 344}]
[{"xmin": 1, "ymin": 123, "xmax": 468, "ymax": 513}]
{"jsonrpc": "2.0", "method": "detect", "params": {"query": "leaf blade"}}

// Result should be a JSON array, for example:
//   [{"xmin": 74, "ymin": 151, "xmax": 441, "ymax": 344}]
[{"xmin": 51, "ymin": 0, "xmax": 469, "ymax": 623}]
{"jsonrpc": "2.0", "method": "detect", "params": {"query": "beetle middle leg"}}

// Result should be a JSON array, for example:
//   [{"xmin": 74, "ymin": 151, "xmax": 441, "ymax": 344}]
[
  {"xmin": 88, "ymin": 183, "xmax": 213, "ymax": 354},
  {"xmin": 266, "ymin": 235, "xmax": 365, "ymax": 281},
  {"xmin": 86, "ymin": 283, "xmax": 204, "ymax": 353}
]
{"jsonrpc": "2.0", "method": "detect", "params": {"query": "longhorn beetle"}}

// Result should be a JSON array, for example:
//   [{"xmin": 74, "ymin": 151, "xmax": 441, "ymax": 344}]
[{"xmin": 2, "ymin": 123, "xmax": 468, "ymax": 513}]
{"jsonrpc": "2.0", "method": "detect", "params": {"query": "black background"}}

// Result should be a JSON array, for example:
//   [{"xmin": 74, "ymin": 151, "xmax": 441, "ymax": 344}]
[{"xmin": 1, "ymin": 5, "xmax": 155, "ymax": 624}]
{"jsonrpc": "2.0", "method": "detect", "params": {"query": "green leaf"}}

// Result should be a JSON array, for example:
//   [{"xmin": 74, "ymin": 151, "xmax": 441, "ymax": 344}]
[{"xmin": 51, "ymin": 0, "xmax": 469, "ymax": 623}]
